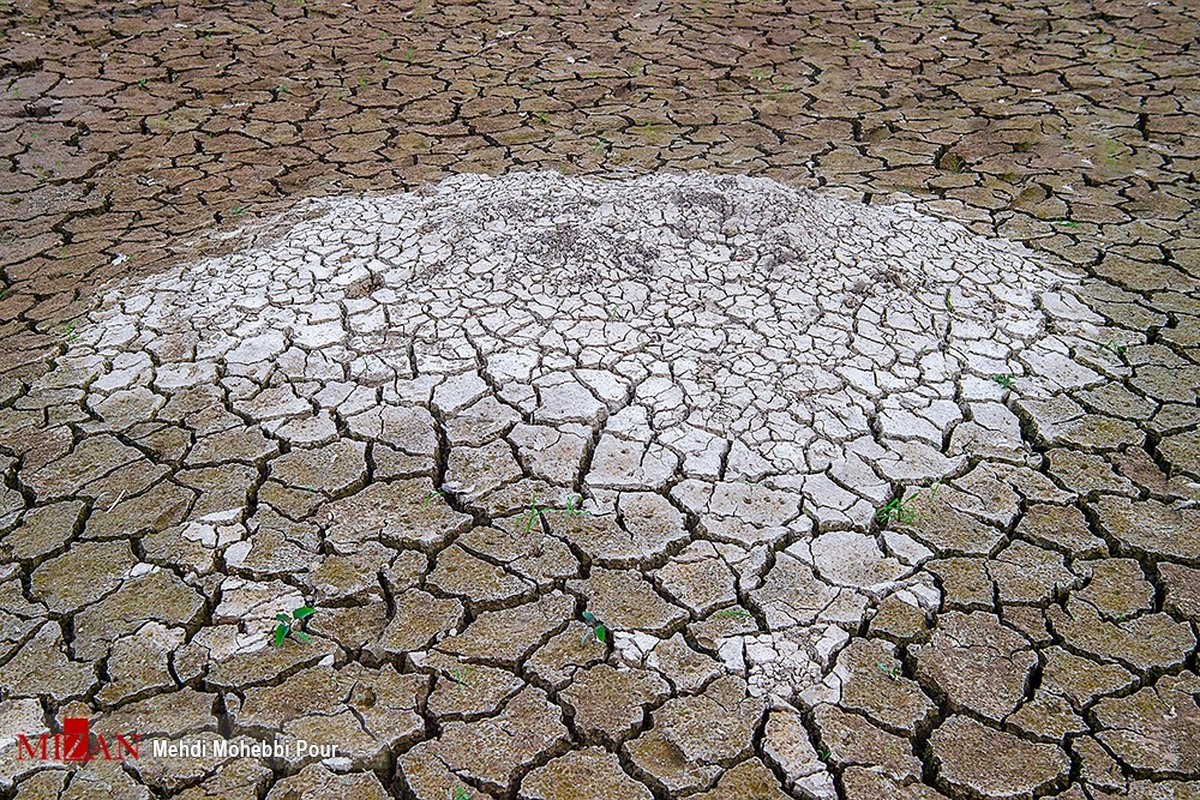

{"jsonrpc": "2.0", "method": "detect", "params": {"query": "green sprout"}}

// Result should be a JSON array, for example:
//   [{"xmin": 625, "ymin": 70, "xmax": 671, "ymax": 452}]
[
  {"xmin": 1103, "ymin": 138, "xmax": 1123, "ymax": 166},
  {"xmin": 448, "ymin": 665, "xmax": 476, "ymax": 688},
  {"xmin": 992, "ymin": 374, "xmax": 1015, "ymax": 389},
  {"xmin": 556, "ymin": 494, "xmax": 589, "ymax": 517},
  {"xmin": 581, "ymin": 611, "xmax": 607, "ymax": 645},
  {"xmin": 817, "ymin": 744, "xmax": 831, "ymax": 762},
  {"xmin": 272, "ymin": 605, "xmax": 316, "ymax": 647},
  {"xmin": 942, "ymin": 152, "xmax": 967, "ymax": 174},
  {"xmin": 452, "ymin": 787, "xmax": 472, "ymax": 800},
  {"xmin": 876, "ymin": 492, "xmax": 918, "ymax": 526},
  {"xmin": 137, "ymin": 78, "xmax": 148, "ymax": 89},
  {"xmin": 878, "ymin": 662, "xmax": 901, "ymax": 680},
  {"xmin": 1053, "ymin": 219, "xmax": 1079, "ymax": 228},
  {"xmin": 943, "ymin": 289, "xmax": 954, "ymax": 312},
  {"xmin": 1098, "ymin": 339, "xmax": 1127, "ymax": 358},
  {"xmin": 522, "ymin": 500, "xmax": 545, "ymax": 533},
  {"xmin": 422, "ymin": 489, "xmax": 445, "ymax": 508},
  {"xmin": 714, "ymin": 608, "xmax": 753, "ymax": 620}
]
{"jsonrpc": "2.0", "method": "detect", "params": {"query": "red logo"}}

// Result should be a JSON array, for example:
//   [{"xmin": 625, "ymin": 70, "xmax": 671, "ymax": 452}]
[{"xmin": 15, "ymin": 718, "xmax": 139, "ymax": 761}]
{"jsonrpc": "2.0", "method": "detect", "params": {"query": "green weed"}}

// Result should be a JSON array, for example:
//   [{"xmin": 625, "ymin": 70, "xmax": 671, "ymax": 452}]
[
  {"xmin": 714, "ymin": 608, "xmax": 753, "ymax": 620},
  {"xmin": 448, "ymin": 665, "xmax": 477, "ymax": 687},
  {"xmin": 1098, "ymin": 339, "xmax": 1126, "ymax": 358},
  {"xmin": 876, "ymin": 492, "xmax": 918, "ymax": 526},
  {"xmin": 522, "ymin": 500, "xmax": 545, "ymax": 533},
  {"xmin": 878, "ymin": 662, "xmax": 901, "ymax": 680},
  {"xmin": 942, "ymin": 152, "xmax": 967, "ymax": 174},
  {"xmin": 555, "ymin": 494, "xmax": 589, "ymax": 517},
  {"xmin": 422, "ymin": 489, "xmax": 445, "ymax": 508},
  {"xmin": 581, "ymin": 611, "xmax": 607, "ymax": 645},
  {"xmin": 992, "ymin": 374, "xmax": 1015, "ymax": 389},
  {"xmin": 272, "ymin": 604, "xmax": 316, "ymax": 647},
  {"xmin": 1103, "ymin": 138, "xmax": 1123, "ymax": 166},
  {"xmin": 452, "ymin": 787, "xmax": 471, "ymax": 800}
]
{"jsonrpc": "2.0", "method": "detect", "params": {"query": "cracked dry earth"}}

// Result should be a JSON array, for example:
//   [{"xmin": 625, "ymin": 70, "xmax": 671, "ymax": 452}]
[
  {"xmin": 3, "ymin": 171, "xmax": 1199, "ymax": 800},
  {"xmin": 1, "ymin": 2, "xmax": 1200, "ymax": 800}
]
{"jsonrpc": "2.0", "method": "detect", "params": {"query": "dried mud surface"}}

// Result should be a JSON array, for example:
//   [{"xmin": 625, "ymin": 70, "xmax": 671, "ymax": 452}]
[{"xmin": 1, "ymin": 1, "xmax": 1198, "ymax": 799}]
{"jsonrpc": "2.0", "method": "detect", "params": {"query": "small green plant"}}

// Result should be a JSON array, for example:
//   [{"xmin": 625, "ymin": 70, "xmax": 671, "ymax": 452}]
[
  {"xmin": 422, "ymin": 489, "xmax": 444, "ymax": 508},
  {"xmin": 714, "ymin": 608, "xmax": 753, "ymax": 620},
  {"xmin": 448, "ymin": 665, "xmax": 476, "ymax": 687},
  {"xmin": 522, "ymin": 500, "xmax": 545, "ymax": 533},
  {"xmin": 230, "ymin": 205, "xmax": 245, "ymax": 217},
  {"xmin": 531, "ymin": 110, "xmax": 549, "ymax": 124},
  {"xmin": 555, "ymin": 494, "xmax": 589, "ymax": 517},
  {"xmin": 992, "ymin": 374, "xmax": 1015, "ymax": 389},
  {"xmin": 1098, "ymin": 339, "xmax": 1126, "ymax": 357},
  {"xmin": 878, "ymin": 661, "xmax": 901, "ymax": 680},
  {"xmin": 876, "ymin": 492, "xmax": 918, "ymax": 526},
  {"xmin": 452, "ymin": 786, "xmax": 471, "ymax": 800},
  {"xmin": 59, "ymin": 324, "xmax": 78, "ymax": 342},
  {"xmin": 581, "ymin": 611, "xmax": 607, "ymax": 645},
  {"xmin": 1103, "ymin": 138, "xmax": 1123, "ymax": 166},
  {"xmin": 137, "ymin": 78, "xmax": 148, "ymax": 89},
  {"xmin": 0, "ymin": 287, "xmax": 11, "ymax": 301},
  {"xmin": 941, "ymin": 152, "xmax": 967, "ymax": 174},
  {"xmin": 272, "ymin": 604, "xmax": 316, "ymax": 647},
  {"xmin": 1053, "ymin": 219, "xmax": 1079, "ymax": 228},
  {"xmin": 943, "ymin": 289, "xmax": 954, "ymax": 312},
  {"xmin": 817, "ymin": 744, "xmax": 831, "ymax": 762}
]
